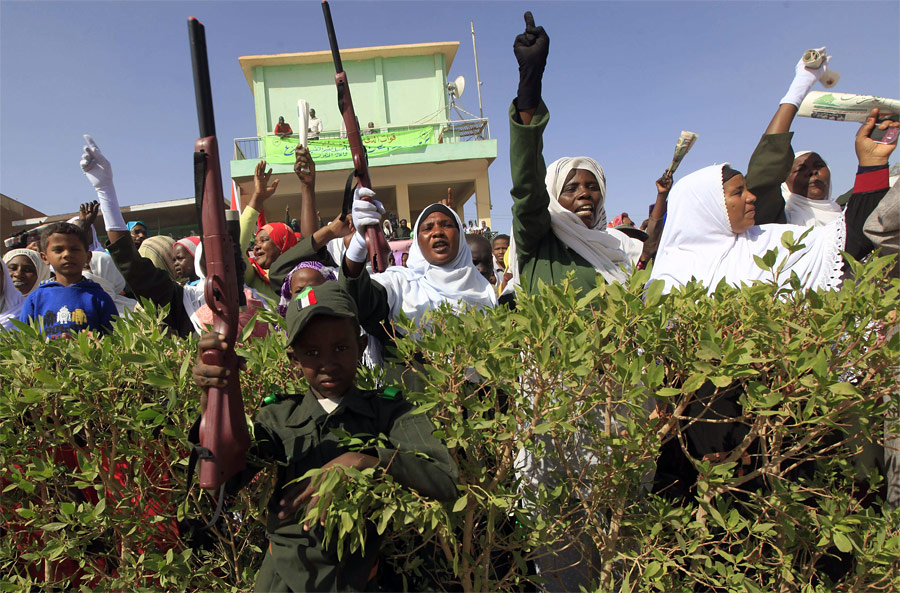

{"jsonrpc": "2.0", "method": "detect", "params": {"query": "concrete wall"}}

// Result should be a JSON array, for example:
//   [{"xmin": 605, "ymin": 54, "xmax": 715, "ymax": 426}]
[{"xmin": 254, "ymin": 52, "xmax": 448, "ymax": 136}]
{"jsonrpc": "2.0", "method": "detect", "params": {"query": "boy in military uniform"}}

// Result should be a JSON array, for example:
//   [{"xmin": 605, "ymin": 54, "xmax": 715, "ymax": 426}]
[{"xmin": 193, "ymin": 282, "xmax": 458, "ymax": 592}]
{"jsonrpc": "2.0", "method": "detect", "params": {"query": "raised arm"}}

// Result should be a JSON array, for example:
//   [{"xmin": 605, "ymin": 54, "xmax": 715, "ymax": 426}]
[
  {"xmin": 80, "ymin": 135, "xmax": 129, "ymax": 245},
  {"xmin": 843, "ymin": 109, "xmax": 899, "ymax": 264},
  {"xmin": 747, "ymin": 48, "xmax": 834, "ymax": 224},
  {"xmin": 240, "ymin": 160, "xmax": 280, "ymax": 284},
  {"xmin": 510, "ymin": 11, "xmax": 553, "ymax": 261},
  {"xmin": 293, "ymin": 145, "xmax": 319, "ymax": 239},
  {"xmin": 639, "ymin": 171, "xmax": 673, "ymax": 268}
]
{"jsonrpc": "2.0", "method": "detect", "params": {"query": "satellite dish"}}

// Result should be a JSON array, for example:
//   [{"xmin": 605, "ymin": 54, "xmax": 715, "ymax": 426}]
[{"xmin": 447, "ymin": 75, "xmax": 466, "ymax": 99}]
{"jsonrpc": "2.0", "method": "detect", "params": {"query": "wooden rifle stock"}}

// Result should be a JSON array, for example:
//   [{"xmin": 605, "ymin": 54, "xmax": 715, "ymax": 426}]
[
  {"xmin": 322, "ymin": 0, "xmax": 392, "ymax": 272},
  {"xmin": 189, "ymin": 17, "xmax": 250, "ymax": 491}
]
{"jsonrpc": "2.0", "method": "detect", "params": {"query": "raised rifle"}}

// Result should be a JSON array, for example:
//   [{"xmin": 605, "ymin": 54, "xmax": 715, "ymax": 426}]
[
  {"xmin": 188, "ymin": 17, "xmax": 250, "ymax": 508},
  {"xmin": 322, "ymin": 0, "xmax": 392, "ymax": 272}
]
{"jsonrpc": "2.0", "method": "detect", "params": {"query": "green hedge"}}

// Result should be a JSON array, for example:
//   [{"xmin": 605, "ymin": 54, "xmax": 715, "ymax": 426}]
[{"xmin": 1, "ymin": 256, "xmax": 898, "ymax": 592}]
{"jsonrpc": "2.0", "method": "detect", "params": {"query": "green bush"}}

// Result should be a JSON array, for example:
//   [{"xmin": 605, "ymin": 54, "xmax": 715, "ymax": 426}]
[{"xmin": 1, "ymin": 255, "xmax": 898, "ymax": 592}]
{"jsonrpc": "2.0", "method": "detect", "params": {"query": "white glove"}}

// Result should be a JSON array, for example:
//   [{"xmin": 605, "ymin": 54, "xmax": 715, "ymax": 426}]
[
  {"xmin": 80, "ymin": 134, "xmax": 127, "ymax": 232},
  {"xmin": 345, "ymin": 187, "xmax": 384, "ymax": 263},
  {"xmin": 779, "ymin": 47, "xmax": 832, "ymax": 108}
]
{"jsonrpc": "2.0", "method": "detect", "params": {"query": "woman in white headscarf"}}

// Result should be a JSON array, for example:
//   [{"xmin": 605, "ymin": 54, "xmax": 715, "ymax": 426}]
[
  {"xmin": 745, "ymin": 48, "xmax": 843, "ymax": 227},
  {"xmin": 780, "ymin": 150, "xmax": 842, "ymax": 227},
  {"xmin": 3, "ymin": 249, "xmax": 51, "ymax": 297},
  {"xmin": 0, "ymin": 260, "xmax": 25, "ymax": 330},
  {"xmin": 649, "ymin": 164, "xmax": 845, "ymax": 294},
  {"xmin": 507, "ymin": 14, "xmax": 641, "ymax": 296},
  {"xmin": 340, "ymin": 197, "xmax": 497, "ymax": 349},
  {"xmin": 506, "ymin": 154, "xmax": 643, "ymax": 294},
  {"xmin": 650, "ymin": 110, "xmax": 898, "ymax": 294}
]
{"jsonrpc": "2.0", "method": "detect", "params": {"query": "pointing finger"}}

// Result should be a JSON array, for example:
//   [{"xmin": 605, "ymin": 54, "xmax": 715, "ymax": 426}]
[
  {"xmin": 523, "ymin": 11, "xmax": 535, "ymax": 29},
  {"xmin": 83, "ymin": 134, "xmax": 99, "ymax": 152}
]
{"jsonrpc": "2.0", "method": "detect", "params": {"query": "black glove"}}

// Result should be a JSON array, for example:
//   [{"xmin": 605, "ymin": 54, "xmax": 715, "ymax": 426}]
[{"xmin": 513, "ymin": 11, "xmax": 549, "ymax": 111}]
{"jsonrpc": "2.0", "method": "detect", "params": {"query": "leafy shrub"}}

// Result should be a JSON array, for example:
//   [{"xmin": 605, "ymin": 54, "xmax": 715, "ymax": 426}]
[{"xmin": 1, "ymin": 256, "xmax": 898, "ymax": 592}]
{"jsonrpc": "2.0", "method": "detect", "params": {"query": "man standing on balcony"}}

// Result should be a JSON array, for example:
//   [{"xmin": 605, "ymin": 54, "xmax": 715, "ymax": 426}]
[
  {"xmin": 308, "ymin": 109, "xmax": 323, "ymax": 140},
  {"xmin": 274, "ymin": 116, "xmax": 293, "ymax": 138}
]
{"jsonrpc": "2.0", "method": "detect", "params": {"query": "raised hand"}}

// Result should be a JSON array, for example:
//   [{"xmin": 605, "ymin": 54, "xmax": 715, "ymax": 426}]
[
  {"xmin": 294, "ymin": 145, "xmax": 316, "ymax": 186},
  {"xmin": 780, "ymin": 46, "xmax": 833, "ymax": 108},
  {"xmin": 656, "ymin": 171, "xmax": 674, "ymax": 195},
  {"xmin": 252, "ymin": 160, "xmax": 280, "ymax": 203},
  {"xmin": 80, "ymin": 134, "xmax": 113, "ymax": 189},
  {"xmin": 78, "ymin": 201, "xmax": 100, "ymax": 229},
  {"xmin": 513, "ymin": 11, "xmax": 549, "ymax": 111},
  {"xmin": 345, "ymin": 188, "xmax": 384, "ymax": 264},
  {"xmin": 856, "ymin": 108, "xmax": 900, "ymax": 167}
]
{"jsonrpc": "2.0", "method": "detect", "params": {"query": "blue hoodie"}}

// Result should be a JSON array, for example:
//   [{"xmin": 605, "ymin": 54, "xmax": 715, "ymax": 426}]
[{"xmin": 18, "ymin": 277, "xmax": 118, "ymax": 338}]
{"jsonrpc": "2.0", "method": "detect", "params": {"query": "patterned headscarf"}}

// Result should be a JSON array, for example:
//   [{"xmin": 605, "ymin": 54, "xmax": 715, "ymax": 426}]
[{"xmin": 277, "ymin": 260, "xmax": 337, "ymax": 317}]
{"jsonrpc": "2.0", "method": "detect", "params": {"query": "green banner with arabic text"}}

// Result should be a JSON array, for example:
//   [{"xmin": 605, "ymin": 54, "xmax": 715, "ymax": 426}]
[{"xmin": 263, "ymin": 127, "xmax": 434, "ymax": 164}]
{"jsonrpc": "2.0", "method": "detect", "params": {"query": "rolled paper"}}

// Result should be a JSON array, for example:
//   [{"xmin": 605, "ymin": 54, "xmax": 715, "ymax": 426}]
[
  {"xmin": 297, "ymin": 99, "xmax": 310, "ymax": 173},
  {"xmin": 802, "ymin": 48, "xmax": 840, "ymax": 88},
  {"xmin": 799, "ymin": 91, "xmax": 900, "ymax": 124},
  {"xmin": 667, "ymin": 131, "xmax": 698, "ymax": 175}
]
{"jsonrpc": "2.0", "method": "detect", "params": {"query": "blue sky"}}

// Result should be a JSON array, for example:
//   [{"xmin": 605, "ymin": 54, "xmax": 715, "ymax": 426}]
[{"xmin": 2, "ymin": 1, "xmax": 898, "ymax": 235}]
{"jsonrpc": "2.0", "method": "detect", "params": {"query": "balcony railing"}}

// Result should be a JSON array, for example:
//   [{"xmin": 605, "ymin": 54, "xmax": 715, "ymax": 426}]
[{"xmin": 233, "ymin": 118, "xmax": 490, "ymax": 161}]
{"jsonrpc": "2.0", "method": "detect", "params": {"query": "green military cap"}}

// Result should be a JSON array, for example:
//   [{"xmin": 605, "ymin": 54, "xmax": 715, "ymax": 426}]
[{"xmin": 285, "ymin": 283, "xmax": 359, "ymax": 345}]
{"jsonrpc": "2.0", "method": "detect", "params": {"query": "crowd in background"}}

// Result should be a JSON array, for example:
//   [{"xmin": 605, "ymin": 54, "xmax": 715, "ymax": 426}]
[{"xmin": 1, "ymin": 10, "xmax": 898, "ymax": 593}]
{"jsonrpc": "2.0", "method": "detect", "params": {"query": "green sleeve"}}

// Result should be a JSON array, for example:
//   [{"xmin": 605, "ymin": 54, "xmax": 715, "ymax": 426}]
[
  {"xmin": 239, "ymin": 205, "xmax": 260, "ymax": 286},
  {"xmin": 106, "ymin": 235, "xmax": 194, "ymax": 337},
  {"xmin": 268, "ymin": 235, "xmax": 329, "ymax": 294},
  {"xmin": 509, "ymin": 100, "xmax": 552, "ymax": 263},
  {"xmin": 745, "ymin": 132, "xmax": 793, "ymax": 225},
  {"xmin": 376, "ymin": 401, "xmax": 458, "ymax": 502},
  {"xmin": 338, "ymin": 266, "xmax": 392, "ymax": 336}
]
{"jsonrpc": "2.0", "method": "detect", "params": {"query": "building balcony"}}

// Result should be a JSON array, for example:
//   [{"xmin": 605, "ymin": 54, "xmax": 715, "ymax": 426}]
[{"xmin": 229, "ymin": 118, "xmax": 497, "ymax": 225}]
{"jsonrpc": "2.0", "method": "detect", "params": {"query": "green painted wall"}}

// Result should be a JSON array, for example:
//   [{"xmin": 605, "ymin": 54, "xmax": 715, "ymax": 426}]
[{"xmin": 254, "ymin": 52, "xmax": 450, "ymax": 137}]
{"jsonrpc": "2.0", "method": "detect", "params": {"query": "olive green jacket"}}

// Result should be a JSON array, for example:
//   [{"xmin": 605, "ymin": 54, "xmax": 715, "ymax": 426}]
[
  {"xmin": 509, "ymin": 100, "xmax": 599, "ymax": 295},
  {"xmin": 745, "ymin": 132, "xmax": 794, "ymax": 225},
  {"xmin": 239, "ymin": 386, "xmax": 458, "ymax": 592}
]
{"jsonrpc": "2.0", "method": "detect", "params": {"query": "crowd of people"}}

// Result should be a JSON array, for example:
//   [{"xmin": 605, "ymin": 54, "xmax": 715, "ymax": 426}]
[{"xmin": 1, "ymin": 10, "xmax": 898, "ymax": 593}]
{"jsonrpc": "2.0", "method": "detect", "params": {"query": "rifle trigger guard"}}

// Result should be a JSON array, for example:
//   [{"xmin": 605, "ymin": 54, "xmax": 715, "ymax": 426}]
[{"xmin": 194, "ymin": 445, "xmax": 214, "ymax": 461}]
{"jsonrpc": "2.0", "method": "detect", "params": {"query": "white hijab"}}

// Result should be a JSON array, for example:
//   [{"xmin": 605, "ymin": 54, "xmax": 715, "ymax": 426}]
[
  {"xmin": 89, "ymin": 250, "xmax": 127, "ymax": 295},
  {"xmin": 370, "ymin": 204, "xmax": 497, "ymax": 325},
  {"xmin": 507, "ymin": 156, "xmax": 637, "ymax": 291},
  {"xmin": 83, "ymin": 270, "xmax": 137, "ymax": 314},
  {"xmin": 649, "ymin": 164, "xmax": 845, "ymax": 294},
  {"xmin": 1, "ymin": 260, "xmax": 25, "ymax": 330},
  {"xmin": 781, "ymin": 150, "xmax": 842, "ymax": 228},
  {"xmin": 3, "ymin": 248, "xmax": 51, "ymax": 297}
]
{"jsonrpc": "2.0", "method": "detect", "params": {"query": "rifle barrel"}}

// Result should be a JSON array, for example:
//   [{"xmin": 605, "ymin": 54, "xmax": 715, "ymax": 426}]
[
  {"xmin": 188, "ymin": 17, "xmax": 216, "ymax": 138},
  {"xmin": 321, "ymin": 1, "xmax": 344, "ymax": 74}
]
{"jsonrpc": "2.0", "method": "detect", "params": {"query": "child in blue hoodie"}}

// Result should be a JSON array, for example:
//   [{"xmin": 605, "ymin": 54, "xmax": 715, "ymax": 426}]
[{"xmin": 19, "ymin": 222, "xmax": 118, "ymax": 338}]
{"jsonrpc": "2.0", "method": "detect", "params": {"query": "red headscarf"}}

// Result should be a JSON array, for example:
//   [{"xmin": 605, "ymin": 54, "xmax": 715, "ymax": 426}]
[
  {"xmin": 250, "ymin": 223, "xmax": 298, "ymax": 284},
  {"xmin": 257, "ymin": 223, "xmax": 298, "ymax": 253}
]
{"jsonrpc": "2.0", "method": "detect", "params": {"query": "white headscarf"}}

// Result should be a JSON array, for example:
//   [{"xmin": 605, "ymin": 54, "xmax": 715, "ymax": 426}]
[
  {"xmin": 649, "ymin": 164, "xmax": 845, "ymax": 294},
  {"xmin": 89, "ymin": 250, "xmax": 127, "ymax": 295},
  {"xmin": 781, "ymin": 150, "xmax": 842, "ymax": 228},
  {"xmin": 370, "ymin": 204, "xmax": 497, "ymax": 325},
  {"xmin": 3, "ymin": 249, "xmax": 51, "ymax": 296},
  {"xmin": 83, "ymin": 270, "xmax": 137, "ymax": 314},
  {"xmin": 1, "ymin": 260, "xmax": 25, "ymax": 330},
  {"xmin": 507, "ymin": 156, "xmax": 637, "ymax": 291}
]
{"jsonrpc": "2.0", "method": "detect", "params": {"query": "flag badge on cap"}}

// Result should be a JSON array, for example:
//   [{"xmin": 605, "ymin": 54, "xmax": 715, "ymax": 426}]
[{"xmin": 296, "ymin": 286, "xmax": 318, "ymax": 309}]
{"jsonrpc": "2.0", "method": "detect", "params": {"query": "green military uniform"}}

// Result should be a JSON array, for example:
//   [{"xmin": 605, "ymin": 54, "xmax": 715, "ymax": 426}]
[
  {"xmin": 247, "ymin": 386, "xmax": 458, "ymax": 592},
  {"xmin": 508, "ymin": 100, "xmax": 599, "ymax": 295},
  {"xmin": 222, "ymin": 283, "xmax": 457, "ymax": 592},
  {"xmin": 745, "ymin": 132, "xmax": 794, "ymax": 225}
]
